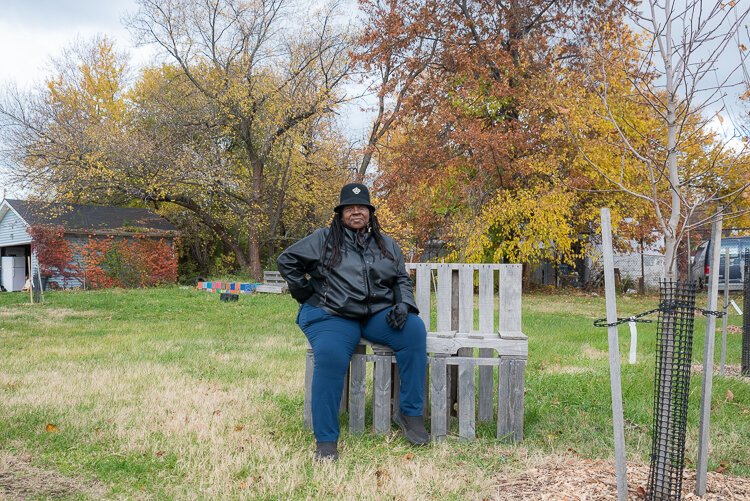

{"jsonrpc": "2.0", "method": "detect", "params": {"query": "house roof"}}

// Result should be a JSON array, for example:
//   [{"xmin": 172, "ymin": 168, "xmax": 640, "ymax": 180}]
[{"xmin": 2, "ymin": 199, "xmax": 178, "ymax": 235}]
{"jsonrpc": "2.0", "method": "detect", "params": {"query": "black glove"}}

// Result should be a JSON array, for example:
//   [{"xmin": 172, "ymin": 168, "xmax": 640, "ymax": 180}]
[{"xmin": 386, "ymin": 302, "xmax": 409, "ymax": 330}]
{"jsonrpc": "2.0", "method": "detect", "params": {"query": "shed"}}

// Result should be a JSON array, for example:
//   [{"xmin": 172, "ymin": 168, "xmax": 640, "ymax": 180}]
[{"xmin": 0, "ymin": 199, "xmax": 178, "ymax": 291}]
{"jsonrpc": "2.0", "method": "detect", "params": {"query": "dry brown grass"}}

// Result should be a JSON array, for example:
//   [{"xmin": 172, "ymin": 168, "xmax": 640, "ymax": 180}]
[
  {"xmin": 2, "ymin": 288, "xmax": 748, "ymax": 499},
  {"xmin": 581, "ymin": 343, "xmax": 608, "ymax": 360},
  {"xmin": 0, "ymin": 453, "xmax": 107, "ymax": 500}
]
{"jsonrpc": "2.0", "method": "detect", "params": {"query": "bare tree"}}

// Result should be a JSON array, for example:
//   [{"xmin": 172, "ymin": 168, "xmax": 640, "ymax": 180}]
[
  {"xmin": 127, "ymin": 0, "xmax": 352, "ymax": 278},
  {"xmin": 576, "ymin": 0, "xmax": 750, "ymax": 279}
]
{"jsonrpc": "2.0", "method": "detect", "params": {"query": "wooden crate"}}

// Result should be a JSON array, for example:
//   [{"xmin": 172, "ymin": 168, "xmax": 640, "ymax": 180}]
[
  {"xmin": 303, "ymin": 263, "xmax": 527, "ymax": 442},
  {"xmin": 256, "ymin": 270, "xmax": 288, "ymax": 293}
]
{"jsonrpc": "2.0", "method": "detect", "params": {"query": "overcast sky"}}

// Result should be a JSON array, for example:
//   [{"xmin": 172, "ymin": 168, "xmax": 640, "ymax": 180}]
[
  {"xmin": 0, "ymin": 0, "xmax": 374, "ymax": 199},
  {"xmin": 0, "ymin": 1, "xmax": 148, "ymax": 198},
  {"xmin": 0, "ymin": 0, "xmax": 154, "ymax": 88}
]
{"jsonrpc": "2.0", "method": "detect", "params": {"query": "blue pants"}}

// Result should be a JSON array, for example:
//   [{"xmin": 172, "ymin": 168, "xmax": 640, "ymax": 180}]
[{"xmin": 297, "ymin": 303, "xmax": 427, "ymax": 443}]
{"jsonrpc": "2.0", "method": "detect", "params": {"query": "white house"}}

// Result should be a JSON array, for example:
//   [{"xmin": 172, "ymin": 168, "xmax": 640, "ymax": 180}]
[{"xmin": 0, "ymin": 199, "xmax": 178, "ymax": 291}]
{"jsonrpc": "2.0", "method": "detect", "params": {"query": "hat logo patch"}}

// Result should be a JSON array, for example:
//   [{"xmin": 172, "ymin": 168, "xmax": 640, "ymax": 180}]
[{"xmin": 352, "ymin": 187, "xmax": 361, "ymax": 194}]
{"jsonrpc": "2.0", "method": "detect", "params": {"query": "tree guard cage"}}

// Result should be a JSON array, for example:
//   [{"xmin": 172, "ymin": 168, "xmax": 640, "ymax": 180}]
[
  {"xmin": 743, "ymin": 250, "xmax": 750, "ymax": 377},
  {"xmin": 647, "ymin": 280, "xmax": 697, "ymax": 500}
]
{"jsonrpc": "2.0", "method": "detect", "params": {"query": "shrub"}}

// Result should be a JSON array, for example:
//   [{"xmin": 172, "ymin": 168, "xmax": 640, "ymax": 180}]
[
  {"xmin": 28, "ymin": 225, "xmax": 79, "ymax": 288},
  {"xmin": 30, "ymin": 226, "xmax": 178, "ymax": 289}
]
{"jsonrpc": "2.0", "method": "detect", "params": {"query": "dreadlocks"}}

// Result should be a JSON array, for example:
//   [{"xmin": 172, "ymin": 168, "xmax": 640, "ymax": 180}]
[{"xmin": 322, "ymin": 209, "xmax": 394, "ymax": 270}]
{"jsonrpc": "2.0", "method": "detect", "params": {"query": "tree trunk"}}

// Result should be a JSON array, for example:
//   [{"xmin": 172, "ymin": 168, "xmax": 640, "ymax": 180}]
[
  {"xmin": 248, "ymin": 220, "xmax": 262, "ymax": 279},
  {"xmin": 249, "ymin": 155, "xmax": 264, "ymax": 280}
]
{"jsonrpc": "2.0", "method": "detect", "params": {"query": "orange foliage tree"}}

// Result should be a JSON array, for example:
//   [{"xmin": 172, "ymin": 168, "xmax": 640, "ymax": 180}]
[
  {"xmin": 78, "ymin": 236, "xmax": 178, "ymax": 289},
  {"xmin": 355, "ymin": 0, "xmax": 637, "ymax": 265}
]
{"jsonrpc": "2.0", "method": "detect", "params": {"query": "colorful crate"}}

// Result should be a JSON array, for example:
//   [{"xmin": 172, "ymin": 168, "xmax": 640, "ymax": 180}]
[{"xmin": 197, "ymin": 281, "xmax": 260, "ymax": 294}]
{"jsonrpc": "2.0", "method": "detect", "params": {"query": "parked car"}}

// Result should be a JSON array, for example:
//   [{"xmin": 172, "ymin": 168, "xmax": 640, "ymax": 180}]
[{"xmin": 690, "ymin": 236, "xmax": 750, "ymax": 290}]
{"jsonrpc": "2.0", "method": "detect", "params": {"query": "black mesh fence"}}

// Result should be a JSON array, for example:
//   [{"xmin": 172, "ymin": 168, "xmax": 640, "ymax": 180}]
[
  {"xmin": 743, "ymin": 250, "xmax": 750, "ymax": 377},
  {"xmin": 647, "ymin": 280, "xmax": 697, "ymax": 500}
]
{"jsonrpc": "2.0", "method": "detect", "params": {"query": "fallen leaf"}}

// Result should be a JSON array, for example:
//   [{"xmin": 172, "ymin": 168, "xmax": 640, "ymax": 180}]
[
  {"xmin": 234, "ymin": 424, "xmax": 245, "ymax": 432},
  {"xmin": 45, "ymin": 423, "xmax": 59, "ymax": 433},
  {"xmin": 239, "ymin": 481, "xmax": 248, "ymax": 489},
  {"xmin": 375, "ymin": 468, "xmax": 389, "ymax": 486},
  {"xmin": 716, "ymin": 461, "xmax": 728, "ymax": 473},
  {"xmin": 155, "ymin": 451, "xmax": 165, "ymax": 457},
  {"xmin": 636, "ymin": 485, "xmax": 647, "ymax": 498},
  {"xmin": 404, "ymin": 452, "xmax": 414, "ymax": 460},
  {"xmin": 726, "ymin": 389, "xmax": 734, "ymax": 402}
]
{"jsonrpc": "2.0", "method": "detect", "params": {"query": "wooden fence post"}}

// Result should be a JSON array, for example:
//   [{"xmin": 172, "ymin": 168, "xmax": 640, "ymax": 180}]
[
  {"xmin": 601, "ymin": 208, "xmax": 628, "ymax": 501},
  {"xmin": 696, "ymin": 213, "xmax": 723, "ymax": 496}
]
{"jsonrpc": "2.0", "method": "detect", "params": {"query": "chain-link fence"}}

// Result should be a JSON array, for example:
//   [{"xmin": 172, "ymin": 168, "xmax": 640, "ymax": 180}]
[{"xmin": 577, "ymin": 246, "xmax": 665, "ymax": 293}]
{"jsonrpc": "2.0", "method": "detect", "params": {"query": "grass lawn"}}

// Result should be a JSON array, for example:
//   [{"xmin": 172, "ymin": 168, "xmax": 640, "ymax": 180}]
[{"xmin": 1, "ymin": 287, "xmax": 749, "ymax": 499}]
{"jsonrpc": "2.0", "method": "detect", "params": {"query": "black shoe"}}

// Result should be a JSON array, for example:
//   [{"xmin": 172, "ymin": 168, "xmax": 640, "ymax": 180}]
[
  {"xmin": 314, "ymin": 441, "xmax": 338, "ymax": 461},
  {"xmin": 394, "ymin": 412, "xmax": 430, "ymax": 446}
]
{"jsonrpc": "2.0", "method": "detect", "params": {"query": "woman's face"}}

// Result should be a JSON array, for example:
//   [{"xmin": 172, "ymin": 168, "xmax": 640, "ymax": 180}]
[{"xmin": 341, "ymin": 205, "xmax": 370, "ymax": 231}]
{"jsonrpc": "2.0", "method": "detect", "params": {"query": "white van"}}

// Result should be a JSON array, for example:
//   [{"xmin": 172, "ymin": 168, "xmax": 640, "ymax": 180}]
[{"xmin": 690, "ymin": 237, "xmax": 750, "ymax": 291}]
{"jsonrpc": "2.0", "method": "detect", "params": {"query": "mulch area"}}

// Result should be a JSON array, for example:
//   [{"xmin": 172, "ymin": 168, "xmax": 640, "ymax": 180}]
[
  {"xmin": 493, "ymin": 455, "xmax": 750, "ymax": 500},
  {"xmin": 692, "ymin": 364, "xmax": 749, "ymax": 379}
]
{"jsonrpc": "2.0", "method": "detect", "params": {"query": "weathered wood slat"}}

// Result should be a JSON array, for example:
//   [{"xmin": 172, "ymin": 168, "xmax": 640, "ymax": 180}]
[
  {"xmin": 339, "ymin": 367, "xmax": 348, "ymax": 415},
  {"xmin": 304, "ymin": 349, "xmax": 314, "ymax": 429},
  {"xmin": 373, "ymin": 354, "xmax": 392, "ymax": 434},
  {"xmin": 445, "ymin": 353, "xmax": 454, "ymax": 425},
  {"xmin": 254, "ymin": 284, "xmax": 286, "ymax": 293},
  {"xmin": 479, "ymin": 265, "xmax": 494, "ymax": 333},
  {"xmin": 478, "ymin": 348, "xmax": 495, "ymax": 422},
  {"xmin": 459, "ymin": 265, "xmax": 474, "ymax": 333},
  {"xmin": 430, "ymin": 355, "xmax": 448, "ymax": 441},
  {"xmin": 349, "ymin": 348, "xmax": 367, "ymax": 434},
  {"xmin": 392, "ymin": 360, "xmax": 401, "ymax": 421},
  {"xmin": 423, "ymin": 363, "xmax": 430, "ymax": 417},
  {"xmin": 263, "ymin": 270, "xmax": 285, "ymax": 281},
  {"xmin": 427, "ymin": 335, "xmax": 527, "ymax": 357},
  {"xmin": 601, "ymin": 208, "xmax": 628, "ymax": 501},
  {"xmin": 458, "ymin": 359, "xmax": 476, "ymax": 439},
  {"xmin": 498, "ymin": 357, "xmax": 526, "ymax": 443},
  {"xmin": 436, "ymin": 264, "xmax": 452, "ymax": 332},
  {"xmin": 415, "ymin": 264, "xmax": 431, "ymax": 329},
  {"xmin": 478, "ymin": 264, "xmax": 496, "ymax": 422},
  {"xmin": 499, "ymin": 264, "xmax": 523, "ymax": 334},
  {"xmin": 437, "ymin": 356, "xmax": 502, "ymax": 366},
  {"xmin": 407, "ymin": 263, "xmax": 505, "ymax": 271},
  {"xmin": 363, "ymin": 354, "xmax": 506, "ymax": 366}
]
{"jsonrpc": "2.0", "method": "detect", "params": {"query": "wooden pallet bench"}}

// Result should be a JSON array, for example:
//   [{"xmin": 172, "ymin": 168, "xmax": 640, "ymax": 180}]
[
  {"xmin": 255, "ymin": 270, "xmax": 288, "ymax": 293},
  {"xmin": 304, "ymin": 263, "xmax": 527, "ymax": 442}
]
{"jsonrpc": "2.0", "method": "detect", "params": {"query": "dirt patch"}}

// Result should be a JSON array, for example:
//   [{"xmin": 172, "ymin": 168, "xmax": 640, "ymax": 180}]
[
  {"xmin": 0, "ymin": 453, "xmax": 107, "ymax": 500},
  {"xmin": 0, "ymin": 307, "xmax": 97, "ymax": 320},
  {"xmin": 492, "ymin": 455, "xmax": 750, "ymax": 500},
  {"xmin": 581, "ymin": 343, "xmax": 608, "ymax": 360},
  {"xmin": 692, "ymin": 364, "xmax": 749, "ymax": 380}
]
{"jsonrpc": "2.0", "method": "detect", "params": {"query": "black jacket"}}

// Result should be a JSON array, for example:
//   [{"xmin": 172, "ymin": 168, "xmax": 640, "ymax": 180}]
[{"xmin": 277, "ymin": 227, "xmax": 417, "ymax": 319}]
